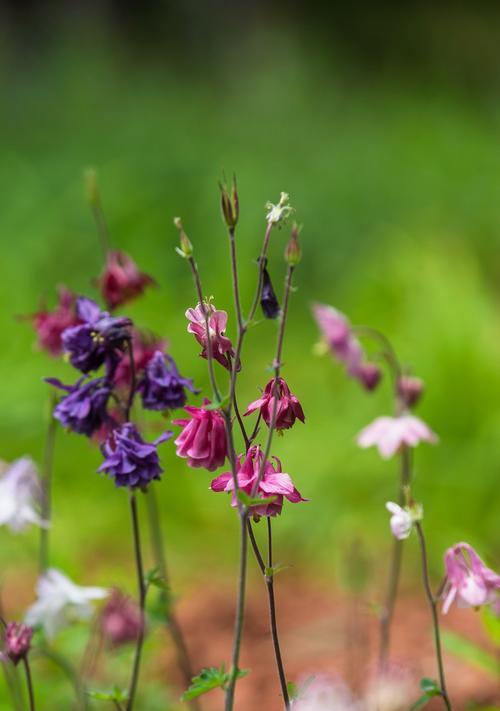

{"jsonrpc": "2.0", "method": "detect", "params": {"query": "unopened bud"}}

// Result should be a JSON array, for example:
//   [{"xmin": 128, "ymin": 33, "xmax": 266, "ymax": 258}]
[
  {"xmin": 284, "ymin": 223, "xmax": 302, "ymax": 265},
  {"xmin": 356, "ymin": 362, "xmax": 382, "ymax": 392},
  {"xmin": 84, "ymin": 168, "xmax": 99, "ymax": 206},
  {"xmin": 397, "ymin": 375, "xmax": 424, "ymax": 408},
  {"xmin": 219, "ymin": 174, "xmax": 239, "ymax": 228},
  {"xmin": 173, "ymin": 217, "xmax": 193, "ymax": 258}
]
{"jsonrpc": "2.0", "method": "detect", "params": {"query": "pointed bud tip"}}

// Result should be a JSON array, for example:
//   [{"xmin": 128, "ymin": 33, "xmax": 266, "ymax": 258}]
[
  {"xmin": 84, "ymin": 168, "xmax": 99, "ymax": 205},
  {"xmin": 284, "ymin": 223, "xmax": 302, "ymax": 265}
]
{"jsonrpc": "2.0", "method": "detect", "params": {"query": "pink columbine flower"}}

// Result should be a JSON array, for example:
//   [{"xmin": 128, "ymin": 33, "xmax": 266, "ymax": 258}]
[
  {"xmin": 30, "ymin": 286, "xmax": 81, "ymax": 356},
  {"xmin": 186, "ymin": 301, "xmax": 237, "ymax": 371},
  {"xmin": 211, "ymin": 445, "xmax": 306, "ymax": 516},
  {"xmin": 442, "ymin": 542, "xmax": 500, "ymax": 614},
  {"xmin": 173, "ymin": 400, "xmax": 227, "ymax": 471},
  {"xmin": 244, "ymin": 377, "xmax": 305, "ymax": 431},
  {"xmin": 4, "ymin": 622, "xmax": 33, "ymax": 665},
  {"xmin": 97, "ymin": 250, "xmax": 154, "ymax": 310},
  {"xmin": 385, "ymin": 502, "xmax": 413, "ymax": 540},
  {"xmin": 100, "ymin": 589, "xmax": 143, "ymax": 647},
  {"xmin": 357, "ymin": 415, "xmax": 437, "ymax": 459}
]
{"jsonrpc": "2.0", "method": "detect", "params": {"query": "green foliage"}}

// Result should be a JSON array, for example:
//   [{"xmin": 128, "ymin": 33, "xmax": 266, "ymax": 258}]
[
  {"xmin": 87, "ymin": 686, "xmax": 128, "ymax": 702},
  {"xmin": 442, "ymin": 630, "xmax": 498, "ymax": 676},
  {"xmin": 236, "ymin": 490, "xmax": 276, "ymax": 508},
  {"xmin": 181, "ymin": 666, "xmax": 248, "ymax": 701},
  {"xmin": 482, "ymin": 607, "xmax": 500, "ymax": 647},
  {"xmin": 410, "ymin": 678, "xmax": 442, "ymax": 710}
]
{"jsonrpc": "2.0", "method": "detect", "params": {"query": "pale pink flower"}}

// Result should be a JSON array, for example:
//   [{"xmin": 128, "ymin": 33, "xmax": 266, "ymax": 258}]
[
  {"xmin": 186, "ymin": 301, "xmax": 237, "ymax": 371},
  {"xmin": 385, "ymin": 502, "xmax": 413, "ymax": 540},
  {"xmin": 173, "ymin": 400, "xmax": 227, "ymax": 471},
  {"xmin": 442, "ymin": 542, "xmax": 500, "ymax": 614},
  {"xmin": 244, "ymin": 377, "xmax": 305, "ymax": 431},
  {"xmin": 357, "ymin": 415, "xmax": 437, "ymax": 459}
]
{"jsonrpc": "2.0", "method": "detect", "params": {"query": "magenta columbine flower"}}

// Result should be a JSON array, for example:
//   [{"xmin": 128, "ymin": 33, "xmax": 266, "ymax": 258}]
[
  {"xmin": 30, "ymin": 286, "xmax": 81, "ymax": 357},
  {"xmin": 186, "ymin": 301, "xmax": 237, "ymax": 371},
  {"xmin": 138, "ymin": 351, "xmax": 197, "ymax": 411},
  {"xmin": 4, "ymin": 623, "xmax": 33, "ymax": 665},
  {"xmin": 97, "ymin": 250, "xmax": 154, "ymax": 311},
  {"xmin": 173, "ymin": 400, "xmax": 227, "ymax": 471},
  {"xmin": 385, "ymin": 502, "xmax": 413, "ymax": 540},
  {"xmin": 260, "ymin": 266, "xmax": 280, "ymax": 320},
  {"xmin": 100, "ymin": 589, "xmax": 143, "ymax": 647},
  {"xmin": 442, "ymin": 542, "xmax": 500, "ymax": 614},
  {"xmin": 98, "ymin": 423, "xmax": 172, "ymax": 489},
  {"xmin": 244, "ymin": 377, "xmax": 305, "ymax": 431},
  {"xmin": 62, "ymin": 297, "xmax": 132, "ymax": 374},
  {"xmin": 357, "ymin": 415, "xmax": 437, "ymax": 459},
  {"xmin": 211, "ymin": 445, "xmax": 306, "ymax": 517},
  {"xmin": 46, "ymin": 377, "xmax": 112, "ymax": 437}
]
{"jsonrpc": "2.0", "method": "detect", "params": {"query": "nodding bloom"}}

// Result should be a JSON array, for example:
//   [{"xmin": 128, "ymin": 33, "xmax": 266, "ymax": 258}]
[
  {"xmin": 442, "ymin": 542, "xmax": 500, "ymax": 614},
  {"xmin": 25, "ymin": 568, "xmax": 108, "ymax": 640},
  {"xmin": 186, "ymin": 301, "xmax": 237, "ymax": 371},
  {"xmin": 46, "ymin": 377, "xmax": 112, "ymax": 437},
  {"xmin": 385, "ymin": 502, "xmax": 413, "ymax": 540},
  {"xmin": 244, "ymin": 377, "xmax": 305, "ymax": 431},
  {"xmin": 260, "ymin": 267, "xmax": 280, "ymax": 319},
  {"xmin": 138, "ymin": 351, "xmax": 197, "ymax": 411},
  {"xmin": 357, "ymin": 415, "xmax": 437, "ymax": 460},
  {"xmin": 0, "ymin": 457, "xmax": 48, "ymax": 533},
  {"xmin": 98, "ymin": 423, "xmax": 172, "ymax": 489},
  {"xmin": 62, "ymin": 297, "xmax": 132, "ymax": 375},
  {"xmin": 97, "ymin": 250, "xmax": 154, "ymax": 310},
  {"xmin": 4, "ymin": 623, "xmax": 33, "ymax": 665},
  {"xmin": 285, "ymin": 675, "xmax": 360, "ymax": 711},
  {"xmin": 173, "ymin": 400, "xmax": 227, "ymax": 471},
  {"xmin": 397, "ymin": 375, "xmax": 424, "ymax": 408},
  {"xmin": 311, "ymin": 303, "xmax": 381, "ymax": 392},
  {"xmin": 29, "ymin": 286, "xmax": 80, "ymax": 357},
  {"xmin": 113, "ymin": 329, "xmax": 166, "ymax": 389},
  {"xmin": 100, "ymin": 589, "xmax": 143, "ymax": 647},
  {"xmin": 210, "ymin": 445, "xmax": 306, "ymax": 517}
]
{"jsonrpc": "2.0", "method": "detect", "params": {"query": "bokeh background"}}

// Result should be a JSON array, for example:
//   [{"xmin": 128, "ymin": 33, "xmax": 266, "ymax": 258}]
[{"xmin": 1, "ymin": 1, "xmax": 500, "ymax": 708}]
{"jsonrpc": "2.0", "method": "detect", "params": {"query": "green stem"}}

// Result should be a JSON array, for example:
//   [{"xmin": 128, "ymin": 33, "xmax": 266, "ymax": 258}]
[
  {"xmin": 22, "ymin": 658, "xmax": 35, "ymax": 711},
  {"xmin": 126, "ymin": 493, "xmax": 146, "ymax": 711}
]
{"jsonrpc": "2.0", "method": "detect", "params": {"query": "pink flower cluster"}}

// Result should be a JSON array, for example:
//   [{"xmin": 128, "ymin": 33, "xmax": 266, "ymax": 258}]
[
  {"xmin": 97, "ymin": 250, "xmax": 154, "ymax": 310},
  {"xmin": 186, "ymin": 302, "xmax": 237, "ymax": 371},
  {"xmin": 30, "ymin": 287, "xmax": 81, "ymax": 356},
  {"xmin": 244, "ymin": 377, "xmax": 305, "ymax": 431},
  {"xmin": 173, "ymin": 400, "xmax": 227, "ymax": 471}
]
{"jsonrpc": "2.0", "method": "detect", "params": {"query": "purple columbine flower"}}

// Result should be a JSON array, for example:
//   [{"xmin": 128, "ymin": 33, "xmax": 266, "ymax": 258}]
[
  {"xmin": 46, "ymin": 377, "xmax": 112, "ymax": 437},
  {"xmin": 98, "ymin": 423, "xmax": 172, "ymax": 489},
  {"xmin": 138, "ymin": 351, "xmax": 197, "ymax": 411},
  {"xmin": 260, "ymin": 266, "xmax": 280, "ymax": 320},
  {"xmin": 62, "ymin": 297, "xmax": 132, "ymax": 374}
]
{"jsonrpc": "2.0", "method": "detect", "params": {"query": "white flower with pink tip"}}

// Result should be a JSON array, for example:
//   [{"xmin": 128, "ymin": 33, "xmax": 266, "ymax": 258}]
[{"xmin": 357, "ymin": 415, "xmax": 437, "ymax": 459}]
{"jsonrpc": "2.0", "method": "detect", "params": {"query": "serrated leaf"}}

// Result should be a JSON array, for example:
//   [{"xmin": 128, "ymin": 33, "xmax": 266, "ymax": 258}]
[
  {"xmin": 181, "ymin": 666, "xmax": 248, "ymax": 701},
  {"xmin": 442, "ymin": 630, "xmax": 498, "ymax": 676},
  {"xmin": 236, "ymin": 490, "xmax": 276, "ymax": 507}
]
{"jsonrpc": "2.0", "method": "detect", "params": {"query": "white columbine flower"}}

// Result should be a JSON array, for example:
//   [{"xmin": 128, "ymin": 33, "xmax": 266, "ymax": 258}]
[
  {"xmin": 0, "ymin": 457, "xmax": 48, "ymax": 533},
  {"xmin": 385, "ymin": 501, "xmax": 423, "ymax": 540},
  {"xmin": 265, "ymin": 192, "xmax": 294, "ymax": 226},
  {"xmin": 25, "ymin": 569, "xmax": 108, "ymax": 639}
]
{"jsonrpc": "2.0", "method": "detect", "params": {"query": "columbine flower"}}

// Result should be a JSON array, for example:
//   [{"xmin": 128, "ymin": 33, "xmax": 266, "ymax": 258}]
[
  {"xmin": 397, "ymin": 375, "xmax": 424, "ymax": 408},
  {"xmin": 442, "ymin": 542, "xmax": 500, "ymax": 614},
  {"xmin": 260, "ymin": 267, "xmax": 280, "ymax": 319},
  {"xmin": 25, "ymin": 568, "xmax": 108, "ymax": 640},
  {"xmin": 357, "ymin": 415, "xmax": 437, "ymax": 459},
  {"xmin": 138, "ymin": 351, "xmax": 197, "ymax": 411},
  {"xmin": 46, "ymin": 377, "xmax": 112, "ymax": 436},
  {"xmin": 211, "ymin": 445, "xmax": 306, "ymax": 516},
  {"xmin": 385, "ymin": 502, "xmax": 413, "ymax": 540},
  {"xmin": 291, "ymin": 675, "xmax": 360, "ymax": 711},
  {"xmin": 355, "ymin": 362, "xmax": 382, "ymax": 391},
  {"xmin": 62, "ymin": 297, "xmax": 132, "ymax": 374},
  {"xmin": 265, "ymin": 192, "xmax": 294, "ymax": 226},
  {"xmin": 100, "ymin": 589, "xmax": 143, "ymax": 647},
  {"xmin": 29, "ymin": 286, "xmax": 80, "ymax": 357},
  {"xmin": 4, "ymin": 623, "xmax": 33, "ymax": 665},
  {"xmin": 173, "ymin": 400, "xmax": 227, "ymax": 471},
  {"xmin": 97, "ymin": 250, "xmax": 154, "ymax": 310},
  {"xmin": 186, "ymin": 301, "xmax": 237, "ymax": 371},
  {"xmin": 0, "ymin": 457, "xmax": 48, "ymax": 533},
  {"xmin": 244, "ymin": 377, "xmax": 305, "ymax": 431},
  {"xmin": 98, "ymin": 423, "xmax": 172, "ymax": 489},
  {"xmin": 113, "ymin": 329, "xmax": 166, "ymax": 389}
]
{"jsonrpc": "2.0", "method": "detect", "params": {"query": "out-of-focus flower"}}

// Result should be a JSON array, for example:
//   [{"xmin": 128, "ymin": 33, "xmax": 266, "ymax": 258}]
[
  {"xmin": 397, "ymin": 375, "xmax": 424, "ymax": 408},
  {"xmin": 98, "ymin": 423, "xmax": 171, "ymax": 489},
  {"xmin": 260, "ymin": 267, "xmax": 280, "ymax": 319},
  {"xmin": 291, "ymin": 675, "xmax": 360, "ymax": 711},
  {"xmin": 100, "ymin": 589, "xmax": 143, "ymax": 647},
  {"xmin": 186, "ymin": 301, "xmax": 237, "ymax": 371},
  {"xmin": 97, "ymin": 250, "xmax": 154, "ymax": 310},
  {"xmin": 385, "ymin": 502, "xmax": 413, "ymax": 540},
  {"xmin": 113, "ymin": 329, "xmax": 166, "ymax": 389},
  {"xmin": 29, "ymin": 287, "xmax": 80, "ymax": 357},
  {"xmin": 0, "ymin": 457, "xmax": 48, "ymax": 533},
  {"xmin": 442, "ymin": 542, "xmax": 500, "ymax": 614},
  {"xmin": 355, "ymin": 362, "xmax": 382, "ymax": 392},
  {"xmin": 211, "ymin": 445, "xmax": 306, "ymax": 517},
  {"xmin": 138, "ymin": 351, "xmax": 197, "ymax": 411},
  {"xmin": 173, "ymin": 401, "xmax": 227, "ymax": 471},
  {"xmin": 363, "ymin": 671, "xmax": 413, "ymax": 711},
  {"xmin": 4, "ymin": 623, "xmax": 33, "ymax": 665},
  {"xmin": 244, "ymin": 377, "xmax": 305, "ymax": 431},
  {"xmin": 62, "ymin": 297, "xmax": 132, "ymax": 374},
  {"xmin": 357, "ymin": 415, "xmax": 437, "ymax": 459},
  {"xmin": 46, "ymin": 377, "xmax": 112, "ymax": 437},
  {"xmin": 25, "ymin": 568, "xmax": 108, "ymax": 639},
  {"xmin": 265, "ymin": 192, "xmax": 294, "ymax": 226}
]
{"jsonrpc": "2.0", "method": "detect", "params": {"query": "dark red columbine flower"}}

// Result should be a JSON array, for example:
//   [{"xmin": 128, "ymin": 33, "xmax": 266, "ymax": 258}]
[
  {"xmin": 97, "ymin": 250, "xmax": 154, "ymax": 310},
  {"xmin": 4, "ymin": 622, "xmax": 33, "ymax": 665},
  {"xmin": 100, "ymin": 589, "xmax": 143, "ymax": 647},
  {"xmin": 113, "ymin": 329, "xmax": 166, "ymax": 390},
  {"xmin": 397, "ymin": 375, "xmax": 424, "ymax": 408},
  {"xmin": 244, "ymin": 377, "xmax": 305, "ymax": 431},
  {"xmin": 30, "ymin": 287, "xmax": 80, "ymax": 357}
]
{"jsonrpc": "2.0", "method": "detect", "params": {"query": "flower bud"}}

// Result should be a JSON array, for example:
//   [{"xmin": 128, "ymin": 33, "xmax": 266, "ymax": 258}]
[
  {"xmin": 219, "ymin": 174, "xmax": 239, "ymax": 228},
  {"xmin": 4, "ymin": 623, "xmax": 33, "ymax": 665},
  {"xmin": 174, "ymin": 217, "xmax": 193, "ymax": 258},
  {"xmin": 260, "ymin": 265, "xmax": 280, "ymax": 319},
  {"xmin": 84, "ymin": 167, "xmax": 99, "ymax": 206},
  {"xmin": 356, "ymin": 362, "xmax": 382, "ymax": 392},
  {"xmin": 284, "ymin": 224, "xmax": 302, "ymax": 265},
  {"xmin": 397, "ymin": 375, "xmax": 424, "ymax": 408}
]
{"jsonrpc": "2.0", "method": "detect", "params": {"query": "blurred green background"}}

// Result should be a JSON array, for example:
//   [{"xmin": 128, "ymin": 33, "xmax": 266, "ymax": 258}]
[{"xmin": 1, "ymin": 1, "xmax": 500, "ymax": 706}]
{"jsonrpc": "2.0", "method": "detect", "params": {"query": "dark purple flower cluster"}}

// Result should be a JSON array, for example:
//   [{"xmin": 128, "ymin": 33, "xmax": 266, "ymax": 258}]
[
  {"xmin": 46, "ymin": 377, "xmax": 112, "ymax": 436},
  {"xmin": 138, "ymin": 351, "xmax": 197, "ymax": 411},
  {"xmin": 260, "ymin": 266, "xmax": 280, "ymax": 320}
]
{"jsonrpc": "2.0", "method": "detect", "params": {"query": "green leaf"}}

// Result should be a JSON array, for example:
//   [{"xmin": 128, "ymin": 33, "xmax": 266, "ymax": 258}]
[
  {"xmin": 144, "ymin": 567, "xmax": 169, "ymax": 592},
  {"xmin": 482, "ymin": 606, "xmax": 500, "ymax": 646},
  {"xmin": 236, "ymin": 490, "xmax": 276, "ymax": 507},
  {"xmin": 442, "ymin": 630, "xmax": 498, "ymax": 676},
  {"xmin": 264, "ymin": 562, "xmax": 291, "ymax": 578},
  {"xmin": 286, "ymin": 681, "xmax": 298, "ymax": 700},
  {"xmin": 203, "ymin": 397, "xmax": 229, "ymax": 411},
  {"xmin": 409, "ymin": 679, "xmax": 441, "ymax": 710},
  {"xmin": 181, "ymin": 666, "xmax": 248, "ymax": 701},
  {"xmin": 87, "ymin": 687, "xmax": 128, "ymax": 702}
]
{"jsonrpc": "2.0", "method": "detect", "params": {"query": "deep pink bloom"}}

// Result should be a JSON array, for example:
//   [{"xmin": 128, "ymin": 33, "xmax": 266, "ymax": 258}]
[
  {"xmin": 97, "ymin": 250, "xmax": 154, "ymax": 310},
  {"xmin": 186, "ymin": 302, "xmax": 237, "ymax": 371},
  {"xmin": 4, "ymin": 622, "xmax": 33, "ymax": 665},
  {"xmin": 113, "ymin": 329, "xmax": 166, "ymax": 389},
  {"xmin": 353, "ymin": 362, "xmax": 382, "ymax": 391},
  {"xmin": 30, "ymin": 287, "xmax": 80, "ymax": 356},
  {"xmin": 100, "ymin": 589, "xmax": 143, "ymax": 647},
  {"xmin": 357, "ymin": 415, "xmax": 437, "ymax": 459},
  {"xmin": 442, "ymin": 542, "xmax": 500, "ymax": 614},
  {"xmin": 211, "ymin": 445, "xmax": 306, "ymax": 517},
  {"xmin": 244, "ymin": 377, "xmax": 305, "ymax": 430},
  {"xmin": 173, "ymin": 400, "xmax": 227, "ymax": 471}
]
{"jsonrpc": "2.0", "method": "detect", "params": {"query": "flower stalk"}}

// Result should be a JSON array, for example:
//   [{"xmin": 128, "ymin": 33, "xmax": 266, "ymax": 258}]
[
  {"xmin": 39, "ymin": 393, "xmax": 57, "ymax": 574},
  {"xmin": 22, "ymin": 657, "xmax": 36, "ymax": 711},
  {"xmin": 126, "ymin": 492, "xmax": 146, "ymax": 711}
]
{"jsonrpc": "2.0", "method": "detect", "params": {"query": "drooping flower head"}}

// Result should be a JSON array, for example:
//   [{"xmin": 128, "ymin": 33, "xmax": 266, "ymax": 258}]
[
  {"xmin": 29, "ymin": 287, "xmax": 81, "ymax": 357},
  {"xmin": 25, "ymin": 568, "xmax": 108, "ymax": 640},
  {"xmin": 62, "ymin": 297, "xmax": 132, "ymax": 374},
  {"xmin": 97, "ymin": 250, "xmax": 154, "ymax": 311},
  {"xmin": 186, "ymin": 301, "xmax": 237, "ymax": 371},
  {"xmin": 138, "ymin": 351, "xmax": 197, "ymax": 411},
  {"xmin": 100, "ymin": 589, "xmax": 143, "ymax": 647},
  {"xmin": 357, "ymin": 415, "xmax": 437, "ymax": 460},
  {"xmin": 4, "ymin": 623, "xmax": 33, "ymax": 665},
  {"xmin": 385, "ymin": 502, "xmax": 418, "ymax": 540},
  {"xmin": 397, "ymin": 375, "xmax": 424, "ymax": 409},
  {"xmin": 46, "ymin": 377, "xmax": 112, "ymax": 437},
  {"xmin": 113, "ymin": 329, "xmax": 166, "ymax": 389},
  {"xmin": 442, "ymin": 542, "xmax": 500, "ymax": 614},
  {"xmin": 0, "ymin": 457, "xmax": 48, "ymax": 533},
  {"xmin": 98, "ymin": 423, "xmax": 172, "ymax": 489},
  {"xmin": 244, "ymin": 377, "xmax": 305, "ymax": 431},
  {"xmin": 173, "ymin": 400, "xmax": 227, "ymax": 471},
  {"xmin": 211, "ymin": 445, "xmax": 306, "ymax": 517},
  {"xmin": 260, "ymin": 266, "xmax": 280, "ymax": 320}
]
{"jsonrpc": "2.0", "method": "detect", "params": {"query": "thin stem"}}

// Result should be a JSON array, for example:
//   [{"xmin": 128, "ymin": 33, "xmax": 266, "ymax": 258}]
[
  {"xmin": 247, "ymin": 223, "xmax": 273, "ymax": 324},
  {"xmin": 90, "ymin": 197, "xmax": 111, "ymax": 260},
  {"xmin": 247, "ymin": 521, "xmax": 265, "ymax": 574},
  {"xmin": 415, "ymin": 523, "xmax": 453, "ymax": 710},
  {"xmin": 352, "ymin": 325, "xmax": 402, "ymax": 384},
  {"xmin": 22, "ymin": 658, "xmax": 35, "ymax": 711},
  {"xmin": 125, "ymin": 339, "xmax": 137, "ymax": 421},
  {"xmin": 228, "ymin": 227, "xmax": 244, "ymax": 331},
  {"xmin": 126, "ymin": 493, "xmax": 146, "ymax": 711},
  {"xmin": 39, "ymin": 393, "xmax": 57, "ymax": 574}
]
